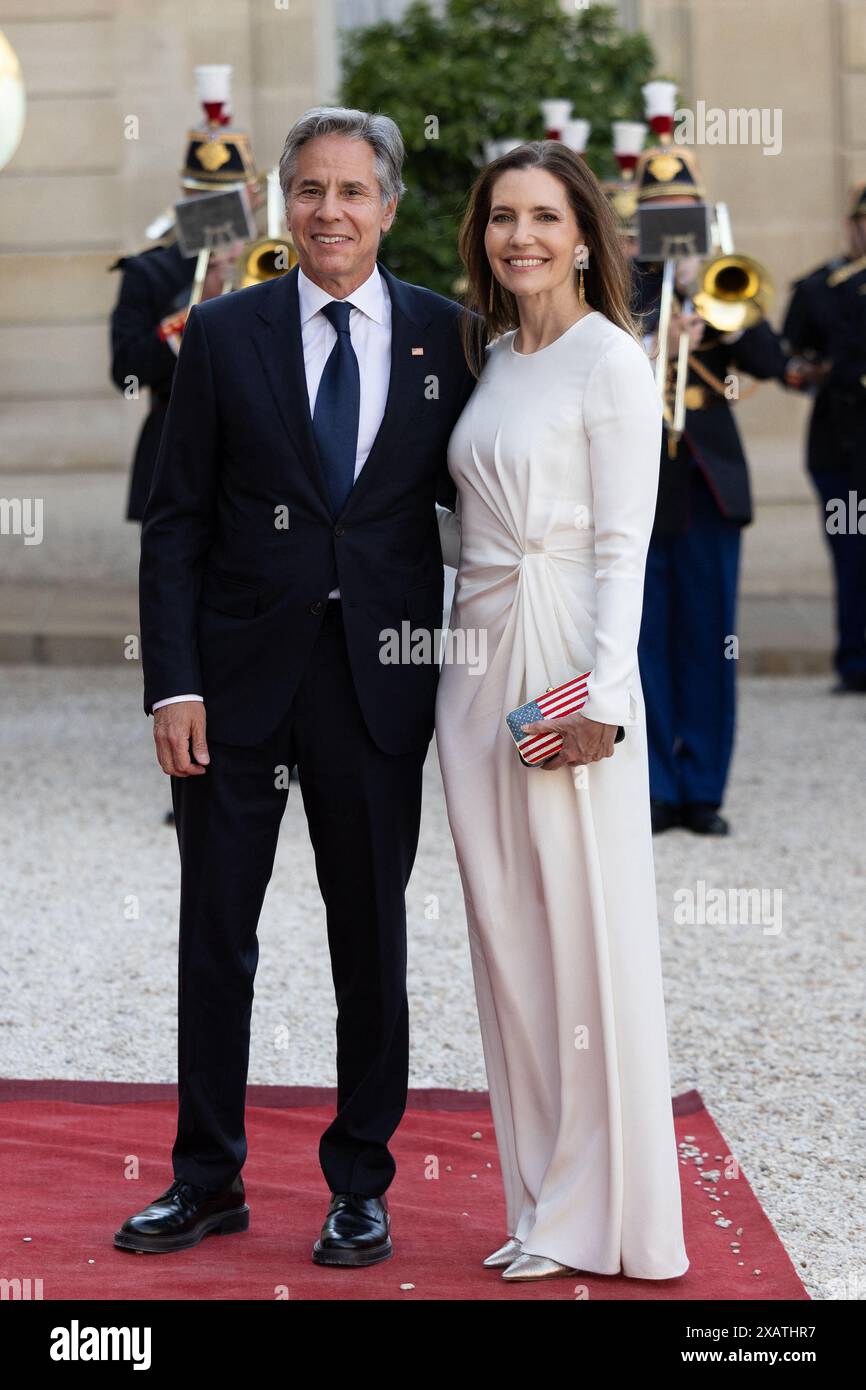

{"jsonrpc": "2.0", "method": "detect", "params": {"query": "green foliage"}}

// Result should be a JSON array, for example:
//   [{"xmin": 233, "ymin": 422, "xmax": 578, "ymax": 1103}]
[{"xmin": 340, "ymin": 0, "xmax": 656, "ymax": 296}]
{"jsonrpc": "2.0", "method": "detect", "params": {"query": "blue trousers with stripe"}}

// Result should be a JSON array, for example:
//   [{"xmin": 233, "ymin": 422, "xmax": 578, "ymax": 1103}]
[
  {"xmin": 810, "ymin": 468, "xmax": 866, "ymax": 683},
  {"xmin": 638, "ymin": 465, "xmax": 741, "ymax": 808}
]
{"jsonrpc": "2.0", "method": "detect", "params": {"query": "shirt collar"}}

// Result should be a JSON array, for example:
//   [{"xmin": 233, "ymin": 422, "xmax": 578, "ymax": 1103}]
[{"xmin": 297, "ymin": 262, "xmax": 386, "ymax": 326}]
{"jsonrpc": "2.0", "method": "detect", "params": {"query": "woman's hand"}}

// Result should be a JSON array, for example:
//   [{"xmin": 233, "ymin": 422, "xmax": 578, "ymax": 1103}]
[{"xmin": 520, "ymin": 711, "xmax": 618, "ymax": 770}]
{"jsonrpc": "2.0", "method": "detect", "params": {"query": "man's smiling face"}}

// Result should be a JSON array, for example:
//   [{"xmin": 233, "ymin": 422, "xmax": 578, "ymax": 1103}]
[{"xmin": 286, "ymin": 133, "xmax": 397, "ymax": 297}]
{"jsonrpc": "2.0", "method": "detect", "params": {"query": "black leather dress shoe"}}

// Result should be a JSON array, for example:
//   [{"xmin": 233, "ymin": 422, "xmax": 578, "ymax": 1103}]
[
  {"xmin": 681, "ymin": 801, "xmax": 729, "ymax": 835},
  {"xmin": 114, "ymin": 1175, "xmax": 249, "ymax": 1253},
  {"xmin": 651, "ymin": 799, "xmax": 681, "ymax": 834},
  {"xmin": 312, "ymin": 1192, "xmax": 392, "ymax": 1267},
  {"xmin": 831, "ymin": 675, "xmax": 866, "ymax": 693}
]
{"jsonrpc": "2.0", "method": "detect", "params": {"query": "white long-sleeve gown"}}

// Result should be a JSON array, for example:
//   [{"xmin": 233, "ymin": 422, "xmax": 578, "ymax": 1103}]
[{"xmin": 434, "ymin": 311, "xmax": 689, "ymax": 1279}]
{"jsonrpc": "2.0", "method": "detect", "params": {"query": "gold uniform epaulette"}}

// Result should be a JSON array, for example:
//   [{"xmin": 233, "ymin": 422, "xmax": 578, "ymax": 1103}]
[{"xmin": 826, "ymin": 253, "xmax": 866, "ymax": 288}]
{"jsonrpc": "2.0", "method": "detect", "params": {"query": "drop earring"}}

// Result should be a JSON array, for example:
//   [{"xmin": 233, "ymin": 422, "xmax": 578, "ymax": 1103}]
[
  {"xmin": 574, "ymin": 244, "xmax": 589, "ymax": 306},
  {"xmin": 488, "ymin": 276, "xmax": 495, "ymax": 313}
]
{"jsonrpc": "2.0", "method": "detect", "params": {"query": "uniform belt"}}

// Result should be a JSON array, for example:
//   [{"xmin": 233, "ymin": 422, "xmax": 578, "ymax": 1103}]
[{"xmin": 683, "ymin": 384, "xmax": 727, "ymax": 410}]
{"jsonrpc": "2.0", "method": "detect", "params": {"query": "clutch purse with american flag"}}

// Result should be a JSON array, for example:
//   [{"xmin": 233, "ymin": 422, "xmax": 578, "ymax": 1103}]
[{"xmin": 505, "ymin": 671, "xmax": 625, "ymax": 767}]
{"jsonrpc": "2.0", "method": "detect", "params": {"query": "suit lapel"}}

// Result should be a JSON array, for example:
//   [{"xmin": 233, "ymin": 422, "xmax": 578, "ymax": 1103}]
[
  {"xmin": 253, "ymin": 267, "xmax": 333, "ymax": 515},
  {"xmin": 338, "ymin": 262, "xmax": 433, "ymax": 518},
  {"xmin": 251, "ymin": 261, "xmax": 434, "ymax": 519}
]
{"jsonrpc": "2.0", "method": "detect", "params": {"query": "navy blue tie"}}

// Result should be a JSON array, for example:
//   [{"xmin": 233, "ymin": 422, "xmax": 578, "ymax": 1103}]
[{"xmin": 313, "ymin": 299, "xmax": 360, "ymax": 516}]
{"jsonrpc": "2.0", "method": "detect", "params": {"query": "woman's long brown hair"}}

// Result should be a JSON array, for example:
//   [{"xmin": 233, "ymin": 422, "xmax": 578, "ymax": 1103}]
[{"xmin": 458, "ymin": 140, "xmax": 638, "ymax": 378}]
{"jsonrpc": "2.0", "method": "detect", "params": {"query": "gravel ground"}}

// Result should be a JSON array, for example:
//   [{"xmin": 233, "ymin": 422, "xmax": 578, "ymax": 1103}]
[{"xmin": 0, "ymin": 666, "xmax": 863, "ymax": 1301}]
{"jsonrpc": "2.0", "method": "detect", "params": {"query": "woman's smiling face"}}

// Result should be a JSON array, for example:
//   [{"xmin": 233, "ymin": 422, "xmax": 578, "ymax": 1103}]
[{"xmin": 485, "ymin": 166, "xmax": 584, "ymax": 301}]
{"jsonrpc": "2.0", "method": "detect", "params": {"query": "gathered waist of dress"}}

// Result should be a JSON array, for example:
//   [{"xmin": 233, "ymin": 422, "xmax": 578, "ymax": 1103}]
[{"xmin": 458, "ymin": 537, "xmax": 597, "ymax": 575}]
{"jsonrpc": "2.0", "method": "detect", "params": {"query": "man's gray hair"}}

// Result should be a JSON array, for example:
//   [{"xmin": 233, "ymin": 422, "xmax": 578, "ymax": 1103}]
[{"xmin": 278, "ymin": 106, "xmax": 406, "ymax": 206}]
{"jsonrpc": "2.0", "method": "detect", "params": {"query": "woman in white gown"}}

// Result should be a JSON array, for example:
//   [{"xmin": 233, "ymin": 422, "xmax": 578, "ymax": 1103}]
[{"xmin": 435, "ymin": 142, "xmax": 689, "ymax": 1282}]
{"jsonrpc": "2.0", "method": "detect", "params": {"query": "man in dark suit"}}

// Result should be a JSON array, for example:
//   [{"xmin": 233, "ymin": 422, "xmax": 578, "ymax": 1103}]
[{"xmin": 115, "ymin": 107, "xmax": 477, "ymax": 1266}]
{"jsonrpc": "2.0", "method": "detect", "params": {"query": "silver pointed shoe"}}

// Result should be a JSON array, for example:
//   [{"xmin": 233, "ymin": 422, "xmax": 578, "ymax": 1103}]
[
  {"xmin": 501, "ymin": 1253, "xmax": 579, "ymax": 1281},
  {"xmin": 482, "ymin": 1236, "xmax": 523, "ymax": 1268}
]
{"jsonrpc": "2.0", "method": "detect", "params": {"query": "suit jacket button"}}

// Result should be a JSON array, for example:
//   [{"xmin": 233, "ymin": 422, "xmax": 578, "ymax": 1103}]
[
  {"xmin": 310, "ymin": 600, "xmax": 324, "ymax": 615},
  {"xmin": 334, "ymin": 524, "xmax": 345, "ymax": 536}
]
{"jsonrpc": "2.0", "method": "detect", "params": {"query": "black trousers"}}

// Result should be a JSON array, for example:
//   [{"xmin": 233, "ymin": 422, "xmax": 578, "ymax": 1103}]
[{"xmin": 169, "ymin": 599, "xmax": 426, "ymax": 1196}]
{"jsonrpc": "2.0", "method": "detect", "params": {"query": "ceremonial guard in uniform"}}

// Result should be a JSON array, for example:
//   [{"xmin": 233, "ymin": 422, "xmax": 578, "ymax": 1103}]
[
  {"xmin": 782, "ymin": 182, "xmax": 866, "ymax": 692},
  {"xmin": 109, "ymin": 67, "xmax": 257, "ymax": 521},
  {"xmin": 632, "ymin": 148, "xmax": 788, "ymax": 835},
  {"xmin": 602, "ymin": 120, "xmax": 645, "ymax": 265},
  {"xmin": 109, "ymin": 69, "xmax": 259, "ymax": 823}
]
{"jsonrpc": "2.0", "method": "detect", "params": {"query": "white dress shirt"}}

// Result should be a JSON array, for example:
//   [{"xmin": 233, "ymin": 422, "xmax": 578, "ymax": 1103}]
[{"xmin": 152, "ymin": 263, "xmax": 393, "ymax": 712}]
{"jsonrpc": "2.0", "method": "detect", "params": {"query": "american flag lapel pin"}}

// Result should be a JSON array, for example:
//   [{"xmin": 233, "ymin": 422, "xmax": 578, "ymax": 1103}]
[{"xmin": 411, "ymin": 346, "xmax": 424, "ymax": 356}]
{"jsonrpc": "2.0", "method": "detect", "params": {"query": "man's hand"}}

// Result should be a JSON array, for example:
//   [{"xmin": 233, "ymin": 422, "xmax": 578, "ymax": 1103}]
[
  {"xmin": 674, "ymin": 255, "xmax": 702, "ymax": 295},
  {"xmin": 667, "ymin": 309, "xmax": 705, "ymax": 358},
  {"xmin": 201, "ymin": 239, "xmax": 245, "ymax": 301},
  {"xmin": 785, "ymin": 355, "xmax": 832, "ymax": 391},
  {"xmin": 521, "ymin": 711, "xmax": 618, "ymax": 770},
  {"xmin": 153, "ymin": 701, "xmax": 210, "ymax": 777}
]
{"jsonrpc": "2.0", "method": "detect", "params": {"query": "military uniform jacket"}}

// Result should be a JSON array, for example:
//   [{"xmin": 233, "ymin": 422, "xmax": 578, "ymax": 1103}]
[
  {"xmin": 634, "ymin": 263, "xmax": 787, "ymax": 538},
  {"xmin": 782, "ymin": 255, "xmax": 866, "ymax": 481},
  {"xmin": 109, "ymin": 240, "xmax": 196, "ymax": 520}
]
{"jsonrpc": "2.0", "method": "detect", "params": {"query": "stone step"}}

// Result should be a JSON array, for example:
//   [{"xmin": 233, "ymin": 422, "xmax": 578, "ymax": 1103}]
[{"xmin": 0, "ymin": 581, "xmax": 835, "ymax": 674}]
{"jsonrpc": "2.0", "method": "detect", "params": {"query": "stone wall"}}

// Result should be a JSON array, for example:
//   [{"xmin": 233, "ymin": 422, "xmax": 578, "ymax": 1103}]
[
  {"xmin": 0, "ymin": 0, "xmax": 338, "ymax": 474},
  {"xmin": 637, "ymin": 0, "xmax": 865, "ymax": 506},
  {"xmin": 1, "ymin": 0, "xmax": 862, "ymax": 518}
]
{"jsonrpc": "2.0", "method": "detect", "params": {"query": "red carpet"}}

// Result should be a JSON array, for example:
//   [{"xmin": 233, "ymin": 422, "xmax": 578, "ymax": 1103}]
[{"xmin": 0, "ymin": 1081, "xmax": 807, "ymax": 1300}]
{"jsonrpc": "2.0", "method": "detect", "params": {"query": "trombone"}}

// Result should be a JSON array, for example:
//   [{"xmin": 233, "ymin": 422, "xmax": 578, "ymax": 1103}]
[
  {"xmin": 147, "ymin": 169, "xmax": 297, "ymax": 309},
  {"xmin": 693, "ymin": 203, "xmax": 774, "ymax": 333},
  {"xmin": 238, "ymin": 168, "xmax": 298, "ymax": 287},
  {"xmin": 666, "ymin": 204, "xmax": 774, "ymax": 443}
]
